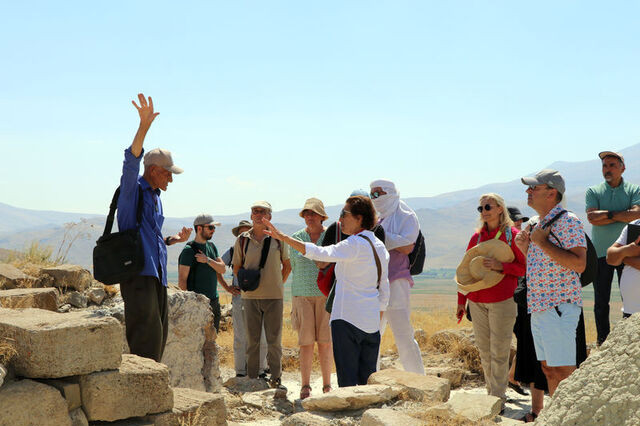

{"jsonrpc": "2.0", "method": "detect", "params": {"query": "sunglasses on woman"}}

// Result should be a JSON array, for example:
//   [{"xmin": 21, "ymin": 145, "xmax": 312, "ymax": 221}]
[
  {"xmin": 477, "ymin": 204, "xmax": 496, "ymax": 213},
  {"xmin": 340, "ymin": 209, "xmax": 351, "ymax": 218}
]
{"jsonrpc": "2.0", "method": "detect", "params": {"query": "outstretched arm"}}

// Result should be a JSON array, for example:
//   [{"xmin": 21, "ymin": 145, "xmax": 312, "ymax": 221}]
[{"xmin": 130, "ymin": 93, "xmax": 160, "ymax": 158}]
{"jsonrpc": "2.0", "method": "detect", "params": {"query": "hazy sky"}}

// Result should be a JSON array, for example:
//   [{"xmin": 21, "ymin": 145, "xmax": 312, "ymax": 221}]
[{"xmin": 2, "ymin": 1, "xmax": 639, "ymax": 217}]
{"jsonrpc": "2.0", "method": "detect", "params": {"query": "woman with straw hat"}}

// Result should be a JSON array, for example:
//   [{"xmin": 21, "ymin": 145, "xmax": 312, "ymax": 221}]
[
  {"xmin": 289, "ymin": 198, "xmax": 332, "ymax": 399},
  {"xmin": 455, "ymin": 193, "xmax": 525, "ymax": 408}
]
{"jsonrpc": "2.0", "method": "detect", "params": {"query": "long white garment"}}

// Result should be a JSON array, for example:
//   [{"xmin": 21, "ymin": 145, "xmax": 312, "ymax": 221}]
[
  {"xmin": 304, "ymin": 230, "xmax": 390, "ymax": 333},
  {"xmin": 370, "ymin": 179, "xmax": 420, "ymax": 250}
]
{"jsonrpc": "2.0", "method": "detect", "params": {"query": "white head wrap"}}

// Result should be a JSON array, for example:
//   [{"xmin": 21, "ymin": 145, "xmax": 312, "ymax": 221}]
[
  {"xmin": 369, "ymin": 179, "xmax": 420, "ymax": 250},
  {"xmin": 370, "ymin": 179, "xmax": 400, "ymax": 219}
]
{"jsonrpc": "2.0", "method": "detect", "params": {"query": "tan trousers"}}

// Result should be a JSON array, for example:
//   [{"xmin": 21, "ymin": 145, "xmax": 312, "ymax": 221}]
[
  {"xmin": 243, "ymin": 298, "xmax": 283, "ymax": 379},
  {"xmin": 469, "ymin": 298, "xmax": 517, "ymax": 399}
]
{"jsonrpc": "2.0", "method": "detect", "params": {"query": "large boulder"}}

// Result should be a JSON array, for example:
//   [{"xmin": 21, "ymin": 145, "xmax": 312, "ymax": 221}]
[
  {"xmin": 367, "ymin": 369, "xmax": 450, "ymax": 402},
  {"xmin": 94, "ymin": 289, "xmax": 221, "ymax": 393},
  {"xmin": 426, "ymin": 392, "xmax": 502, "ymax": 422},
  {"xmin": 0, "ymin": 379, "xmax": 71, "ymax": 426},
  {"xmin": 144, "ymin": 387, "xmax": 227, "ymax": 426},
  {"xmin": 40, "ymin": 264, "xmax": 92, "ymax": 291},
  {"xmin": 79, "ymin": 354, "xmax": 174, "ymax": 422},
  {"xmin": 0, "ymin": 288, "xmax": 58, "ymax": 311},
  {"xmin": 535, "ymin": 313, "xmax": 640, "ymax": 425},
  {"xmin": 361, "ymin": 408, "xmax": 424, "ymax": 426},
  {"xmin": 0, "ymin": 307, "xmax": 122, "ymax": 378},
  {"xmin": 301, "ymin": 385, "xmax": 400, "ymax": 412},
  {"xmin": 0, "ymin": 263, "xmax": 37, "ymax": 289}
]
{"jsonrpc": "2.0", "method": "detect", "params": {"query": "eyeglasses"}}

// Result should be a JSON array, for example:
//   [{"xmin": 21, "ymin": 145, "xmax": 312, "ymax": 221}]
[
  {"xmin": 528, "ymin": 185, "xmax": 552, "ymax": 192},
  {"xmin": 340, "ymin": 209, "xmax": 352, "ymax": 218},
  {"xmin": 370, "ymin": 191, "xmax": 381, "ymax": 199},
  {"xmin": 477, "ymin": 204, "xmax": 495, "ymax": 213},
  {"xmin": 252, "ymin": 208, "xmax": 268, "ymax": 215},
  {"xmin": 204, "ymin": 225, "xmax": 216, "ymax": 231}
]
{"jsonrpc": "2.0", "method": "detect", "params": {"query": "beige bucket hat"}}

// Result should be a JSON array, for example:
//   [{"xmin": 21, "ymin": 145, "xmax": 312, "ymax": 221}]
[
  {"xmin": 232, "ymin": 220, "xmax": 252, "ymax": 237},
  {"xmin": 455, "ymin": 239, "xmax": 514, "ymax": 295},
  {"xmin": 299, "ymin": 197, "xmax": 328, "ymax": 221}
]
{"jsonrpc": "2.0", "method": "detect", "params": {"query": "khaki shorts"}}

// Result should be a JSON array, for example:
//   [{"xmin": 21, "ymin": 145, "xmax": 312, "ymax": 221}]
[{"xmin": 291, "ymin": 296, "xmax": 332, "ymax": 345}]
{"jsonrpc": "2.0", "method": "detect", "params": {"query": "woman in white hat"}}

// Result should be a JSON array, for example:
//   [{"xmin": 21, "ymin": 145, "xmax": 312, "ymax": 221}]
[
  {"xmin": 455, "ymin": 193, "xmax": 525, "ymax": 407},
  {"xmin": 289, "ymin": 198, "xmax": 332, "ymax": 399}
]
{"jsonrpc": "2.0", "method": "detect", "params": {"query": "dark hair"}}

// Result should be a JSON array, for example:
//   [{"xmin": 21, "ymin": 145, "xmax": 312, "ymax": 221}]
[{"xmin": 345, "ymin": 196, "xmax": 377, "ymax": 230}]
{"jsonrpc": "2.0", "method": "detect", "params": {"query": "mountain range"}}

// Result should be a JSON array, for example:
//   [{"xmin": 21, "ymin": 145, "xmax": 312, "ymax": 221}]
[{"xmin": 2, "ymin": 143, "xmax": 639, "ymax": 273}]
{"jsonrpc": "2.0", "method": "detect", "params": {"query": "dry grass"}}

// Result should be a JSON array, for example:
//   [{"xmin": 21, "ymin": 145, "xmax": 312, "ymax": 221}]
[{"xmin": 0, "ymin": 337, "xmax": 18, "ymax": 365}]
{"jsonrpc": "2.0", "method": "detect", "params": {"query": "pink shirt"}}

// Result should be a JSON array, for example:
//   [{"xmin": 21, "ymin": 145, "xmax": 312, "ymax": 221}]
[{"xmin": 527, "ymin": 204, "xmax": 586, "ymax": 314}]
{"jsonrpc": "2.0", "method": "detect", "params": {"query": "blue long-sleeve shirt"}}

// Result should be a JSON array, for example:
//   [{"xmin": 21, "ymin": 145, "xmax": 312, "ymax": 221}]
[{"xmin": 117, "ymin": 148, "xmax": 168, "ymax": 287}]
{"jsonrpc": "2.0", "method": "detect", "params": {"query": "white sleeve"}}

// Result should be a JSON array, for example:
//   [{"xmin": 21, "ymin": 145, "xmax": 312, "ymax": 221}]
[
  {"xmin": 304, "ymin": 238, "xmax": 361, "ymax": 263},
  {"xmin": 384, "ymin": 213, "xmax": 420, "ymax": 250},
  {"xmin": 615, "ymin": 225, "xmax": 629, "ymax": 246}
]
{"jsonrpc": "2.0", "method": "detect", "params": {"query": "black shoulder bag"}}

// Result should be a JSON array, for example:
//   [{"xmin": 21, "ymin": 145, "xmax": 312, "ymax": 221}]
[
  {"xmin": 237, "ymin": 236, "xmax": 271, "ymax": 292},
  {"xmin": 93, "ymin": 186, "xmax": 144, "ymax": 285}
]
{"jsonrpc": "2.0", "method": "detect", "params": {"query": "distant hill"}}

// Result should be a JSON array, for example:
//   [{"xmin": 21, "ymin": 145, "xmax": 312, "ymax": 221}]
[{"xmin": 1, "ymin": 143, "xmax": 637, "ymax": 271}]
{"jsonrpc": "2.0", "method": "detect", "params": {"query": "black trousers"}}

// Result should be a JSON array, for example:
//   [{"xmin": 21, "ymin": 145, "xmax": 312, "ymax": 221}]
[
  {"xmin": 210, "ymin": 296, "xmax": 221, "ymax": 332},
  {"xmin": 120, "ymin": 275, "xmax": 169, "ymax": 362},
  {"xmin": 331, "ymin": 319, "xmax": 380, "ymax": 387},
  {"xmin": 593, "ymin": 256, "xmax": 623, "ymax": 345}
]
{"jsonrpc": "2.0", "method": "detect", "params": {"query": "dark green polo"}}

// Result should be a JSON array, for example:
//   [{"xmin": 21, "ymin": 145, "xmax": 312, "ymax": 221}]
[{"xmin": 178, "ymin": 241, "xmax": 219, "ymax": 300}]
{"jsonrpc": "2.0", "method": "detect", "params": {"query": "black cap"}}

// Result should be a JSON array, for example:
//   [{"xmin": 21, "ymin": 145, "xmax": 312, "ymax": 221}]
[{"xmin": 507, "ymin": 207, "xmax": 529, "ymax": 223}]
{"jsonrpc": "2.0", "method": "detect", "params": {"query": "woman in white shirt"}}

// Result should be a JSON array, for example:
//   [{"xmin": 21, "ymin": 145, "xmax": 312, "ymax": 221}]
[{"xmin": 263, "ymin": 195, "xmax": 390, "ymax": 387}]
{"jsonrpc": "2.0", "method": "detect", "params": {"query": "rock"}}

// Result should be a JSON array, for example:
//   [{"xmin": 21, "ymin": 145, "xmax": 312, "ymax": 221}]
[
  {"xmin": 79, "ymin": 354, "xmax": 173, "ymax": 422},
  {"xmin": 367, "ymin": 369, "xmax": 450, "ymax": 402},
  {"xmin": 301, "ymin": 384, "xmax": 400, "ymax": 412},
  {"xmin": 58, "ymin": 303, "xmax": 71, "ymax": 313},
  {"xmin": 414, "ymin": 328, "xmax": 428, "ymax": 348},
  {"xmin": 66, "ymin": 291, "xmax": 88, "ymax": 308},
  {"xmin": 223, "ymin": 376, "xmax": 271, "ymax": 393},
  {"xmin": 361, "ymin": 408, "xmax": 423, "ymax": 426},
  {"xmin": 0, "ymin": 363, "xmax": 7, "ymax": 387},
  {"xmin": 423, "ymin": 366, "xmax": 465, "ymax": 388},
  {"xmin": 281, "ymin": 411, "xmax": 334, "ymax": 425},
  {"xmin": 0, "ymin": 263, "xmax": 37, "ymax": 289},
  {"xmin": 87, "ymin": 286, "xmax": 106, "ymax": 305},
  {"xmin": 0, "ymin": 288, "xmax": 58, "ymax": 311},
  {"xmin": 0, "ymin": 379, "xmax": 71, "ymax": 426},
  {"xmin": 41, "ymin": 264, "xmax": 92, "ymax": 291},
  {"xmin": 144, "ymin": 387, "xmax": 227, "ymax": 426},
  {"xmin": 69, "ymin": 407, "xmax": 88, "ymax": 426},
  {"xmin": 535, "ymin": 313, "xmax": 640, "ymax": 426},
  {"xmin": 39, "ymin": 378, "xmax": 82, "ymax": 410},
  {"xmin": 0, "ymin": 307, "xmax": 122, "ymax": 378},
  {"xmin": 426, "ymin": 392, "xmax": 502, "ymax": 422}
]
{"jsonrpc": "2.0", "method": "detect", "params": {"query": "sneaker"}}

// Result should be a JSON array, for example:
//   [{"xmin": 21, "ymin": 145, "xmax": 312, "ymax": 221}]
[
  {"xmin": 258, "ymin": 372, "xmax": 267, "ymax": 380},
  {"xmin": 269, "ymin": 377, "xmax": 287, "ymax": 391}
]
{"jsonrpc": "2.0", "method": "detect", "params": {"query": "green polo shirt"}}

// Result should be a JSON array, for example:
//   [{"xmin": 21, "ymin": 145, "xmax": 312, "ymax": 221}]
[
  {"xmin": 585, "ymin": 179, "xmax": 640, "ymax": 257},
  {"xmin": 178, "ymin": 241, "xmax": 219, "ymax": 300}
]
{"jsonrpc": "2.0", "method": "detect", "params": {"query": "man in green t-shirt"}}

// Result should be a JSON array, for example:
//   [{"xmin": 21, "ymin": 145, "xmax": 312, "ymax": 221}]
[
  {"xmin": 179, "ymin": 214, "xmax": 237, "ymax": 331},
  {"xmin": 586, "ymin": 151, "xmax": 640, "ymax": 345}
]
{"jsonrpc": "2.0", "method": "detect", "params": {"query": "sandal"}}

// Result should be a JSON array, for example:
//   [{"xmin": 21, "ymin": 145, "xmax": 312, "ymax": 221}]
[
  {"xmin": 519, "ymin": 412, "xmax": 537, "ymax": 423},
  {"xmin": 322, "ymin": 384, "xmax": 332, "ymax": 393},
  {"xmin": 300, "ymin": 384, "xmax": 312, "ymax": 400},
  {"xmin": 509, "ymin": 381, "xmax": 529, "ymax": 396}
]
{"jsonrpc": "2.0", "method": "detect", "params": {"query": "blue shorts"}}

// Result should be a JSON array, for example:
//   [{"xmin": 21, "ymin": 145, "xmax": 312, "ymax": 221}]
[{"xmin": 531, "ymin": 303, "xmax": 581, "ymax": 367}]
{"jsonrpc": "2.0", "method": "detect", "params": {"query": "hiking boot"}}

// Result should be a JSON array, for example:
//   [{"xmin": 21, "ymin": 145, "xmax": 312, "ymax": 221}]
[
  {"xmin": 269, "ymin": 376, "xmax": 287, "ymax": 391},
  {"xmin": 258, "ymin": 372, "xmax": 267, "ymax": 380}
]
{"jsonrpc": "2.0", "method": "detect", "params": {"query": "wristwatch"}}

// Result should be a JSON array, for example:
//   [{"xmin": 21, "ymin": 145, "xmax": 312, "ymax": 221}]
[{"xmin": 607, "ymin": 211, "xmax": 614, "ymax": 220}]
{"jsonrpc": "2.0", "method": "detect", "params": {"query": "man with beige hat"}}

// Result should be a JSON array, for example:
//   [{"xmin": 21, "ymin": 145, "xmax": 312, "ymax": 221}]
[
  {"xmin": 221, "ymin": 220, "xmax": 268, "ymax": 378},
  {"xmin": 117, "ymin": 93, "xmax": 192, "ymax": 362},
  {"xmin": 585, "ymin": 151, "xmax": 640, "ymax": 345},
  {"xmin": 232, "ymin": 201, "xmax": 291, "ymax": 389}
]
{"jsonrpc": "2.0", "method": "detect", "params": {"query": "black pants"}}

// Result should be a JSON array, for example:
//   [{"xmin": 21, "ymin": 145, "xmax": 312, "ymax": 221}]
[
  {"xmin": 331, "ymin": 319, "xmax": 380, "ymax": 387},
  {"xmin": 210, "ymin": 296, "xmax": 221, "ymax": 332},
  {"xmin": 120, "ymin": 275, "xmax": 169, "ymax": 362},
  {"xmin": 593, "ymin": 256, "xmax": 623, "ymax": 345}
]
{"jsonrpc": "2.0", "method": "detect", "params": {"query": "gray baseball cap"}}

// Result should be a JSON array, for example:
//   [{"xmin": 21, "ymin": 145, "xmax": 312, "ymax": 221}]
[
  {"xmin": 143, "ymin": 148, "xmax": 183, "ymax": 174},
  {"xmin": 521, "ymin": 169, "xmax": 565, "ymax": 197},
  {"xmin": 193, "ymin": 214, "xmax": 221, "ymax": 227}
]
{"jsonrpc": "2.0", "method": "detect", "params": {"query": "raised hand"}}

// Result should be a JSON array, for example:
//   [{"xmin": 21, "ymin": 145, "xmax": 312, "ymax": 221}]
[
  {"xmin": 261, "ymin": 218, "xmax": 285, "ymax": 241},
  {"xmin": 175, "ymin": 227, "xmax": 193, "ymax": 243},
  {"xmin": 132, "ymin": 93, "xmax": 159, "ymax": 128},
  {"xmin": 530, "ymin": 227, "xmax": 551, "ymax": 246},
  {"xmin": 514, "ymin": 229, "xmax": 531, "ymax": 254}
]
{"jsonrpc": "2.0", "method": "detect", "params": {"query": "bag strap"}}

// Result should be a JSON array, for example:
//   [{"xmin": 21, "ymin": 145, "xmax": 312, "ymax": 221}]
[
  {"xmin": 476, "ymin": 227, "xmax": 511, "ymax": 246},
  {"xmin": 258, "ymin": 237, "xmax": 272, "ymax": 269},
  {"xmin": 103, "ymin": 185, "xmax": 143, "ymax": 237},
  {"xmin": 336, "ymin": 221, "xmax": 342, "ymax": 243},
  {"xmin": 542, "ymin": 210, "xmax": 567, "ymax": 248},
  {"xmin": 358, "ymin": 234, "xmax": 382, "ymax": 289}
]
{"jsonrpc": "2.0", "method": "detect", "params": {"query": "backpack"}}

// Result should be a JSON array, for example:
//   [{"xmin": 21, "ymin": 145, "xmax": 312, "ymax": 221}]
[
  {"xmin": 542, "ymin": 210, "xmax": 597, "ymax": 287},
  {"xmin": 409, "ymin": 230, "xmax": 427, "ymax": 275}
]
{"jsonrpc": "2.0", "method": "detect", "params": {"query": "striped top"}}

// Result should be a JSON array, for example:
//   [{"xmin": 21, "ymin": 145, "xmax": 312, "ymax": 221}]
[{"xmin": 290, "ymin": 228, "xmax": 326, "ymax": 297}]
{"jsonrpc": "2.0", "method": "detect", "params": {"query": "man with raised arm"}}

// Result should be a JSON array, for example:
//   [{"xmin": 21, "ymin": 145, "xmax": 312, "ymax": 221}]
[
  {"xmin": 369, "ymin": 179, "xmax": 424, "ymax": 375},
  {"xmin": 117, "ymin": 93, "xmax": 191, "ymax": 362},
  {"xmin": 585, "ymin": 151, "xmax": 640, "ymax": 345},
  {"xmin": 515, "ymin": 169, "xmax": 587, "ymax": 396}
]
